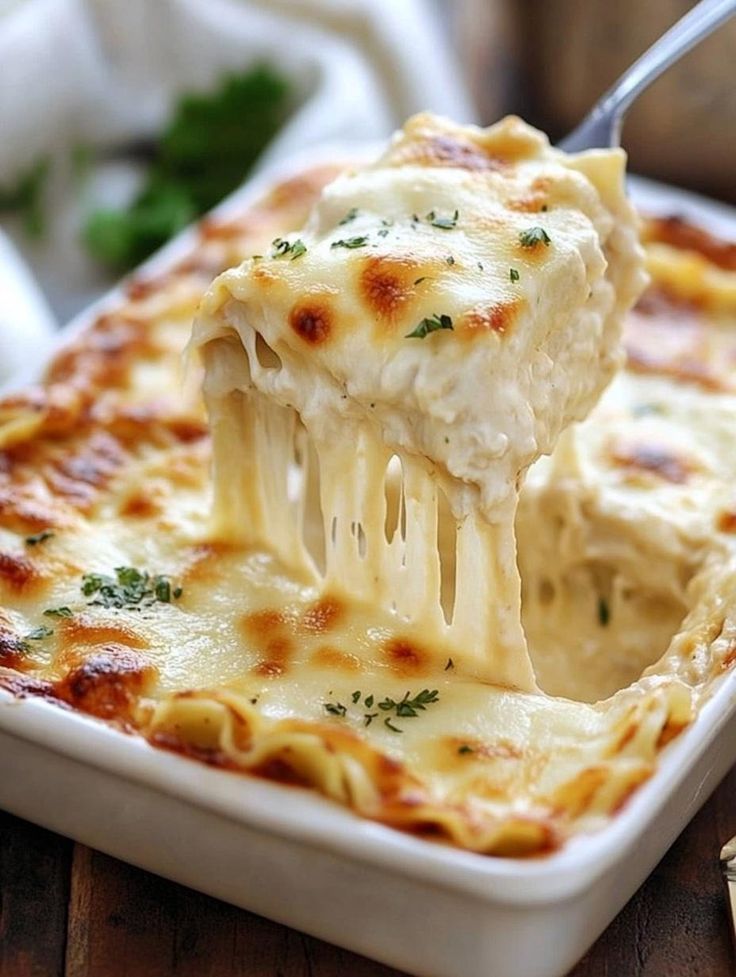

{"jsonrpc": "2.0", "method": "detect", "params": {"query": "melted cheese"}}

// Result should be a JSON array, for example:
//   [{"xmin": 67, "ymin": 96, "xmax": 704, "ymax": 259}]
[
  {"xmin": 0, "ymin": 153, "xmax": 734, "ymax": 857},
  {"xmin": 192, "ymin": 114, "xmax": 645, "ymax": 688}
]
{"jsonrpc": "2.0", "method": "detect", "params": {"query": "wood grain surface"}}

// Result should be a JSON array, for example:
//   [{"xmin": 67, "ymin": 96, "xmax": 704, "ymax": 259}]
[{"xmin": 1, "ymin": 766, "xmax": 735, "ymax": 977}]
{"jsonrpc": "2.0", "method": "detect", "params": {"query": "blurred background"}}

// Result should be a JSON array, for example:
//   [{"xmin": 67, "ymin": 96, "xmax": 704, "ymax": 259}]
[
  {"xmin": 449, "ymin": 0, "xmax": 735, "ymax": 203},
  {"xmin": 0, "ymin": 0, "xmax": 733, "ymax": 379}
]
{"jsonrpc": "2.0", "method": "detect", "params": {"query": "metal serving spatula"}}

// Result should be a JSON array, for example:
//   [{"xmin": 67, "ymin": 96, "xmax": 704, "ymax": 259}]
[{"xmin": 559, "ymin": 0, "xmax": 736, "ymax": 152}]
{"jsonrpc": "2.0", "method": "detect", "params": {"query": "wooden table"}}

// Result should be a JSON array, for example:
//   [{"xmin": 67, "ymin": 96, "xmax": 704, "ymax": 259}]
[{"xmin": 1, "ymin": 766, "xmax": 735, "ymax": 977}]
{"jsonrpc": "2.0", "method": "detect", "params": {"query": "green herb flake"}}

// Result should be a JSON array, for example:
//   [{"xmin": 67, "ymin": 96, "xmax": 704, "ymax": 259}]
[
  {"xmin": 413, "ymin": 276, "xmax": 431, "ymax": 285},
  {"xmin": 154, "ymin": 577, "xmax": 172, "ymax": 603},
  {"xmin": 458, "ymin": 744, "xmax": 474, "ymax": 755},
  {"xmin": 323, "ymin": 688, "xmax": 439, "ymax": 732},
  {"xmin": 598, "ymin": 597, "xmax": 610, "ymax": 627},
  {"xmin": 25, "ymin": 626, "xmax": 54, "ymax": 641},
  {"xmin": 272, "ymin": 237, "xmax": 307, "ymax": 260},
  {"xmin": 519, "ymin": 226, "xmax": 551, "ymax": 248},
  {"xmin": 405, "ymin": 313, "xmax": 453, "ymax": 340},
  {"xmin": 81, "ymin": 566, "xmax": 182, "ymax": 610},
  {"xmin": 43, "ymin": 606, "xmax": 74, "ymax": 619},
  {"xmin": 446, "ymin": 255, "xmax": 455, "ymax": 265},
  {"xmin": 377, "ymin": 228, "xmax": 390, "ymax": 238},
  {"xmin": 25, "ymin": 530, "xmax": 55, "ymax": 546},
  {"xmin": 509, "ymin": 267, "xmax": 520, "ymax": 282},
  {"xmin": 339, "ymin": 207, "xmax": 359, "ymax": 225},
  {"xmin": 444, "ymin": 657, "xmax": 454, "ymax": 671},
  {"xmin": 331, "ymin": 236, "xmax": 369, "ymax": 250}
]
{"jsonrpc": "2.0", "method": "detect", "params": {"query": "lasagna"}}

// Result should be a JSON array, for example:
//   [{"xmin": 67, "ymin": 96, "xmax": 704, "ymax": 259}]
[{"xmin": 0, "ymin": 118, "xmax": 734, "ymax": 857}]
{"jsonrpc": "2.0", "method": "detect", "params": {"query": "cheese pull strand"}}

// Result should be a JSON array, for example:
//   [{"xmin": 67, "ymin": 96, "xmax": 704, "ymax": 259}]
[{"xmin": 204, "ymin": 336, "xmax": 537, "ymax": 690}]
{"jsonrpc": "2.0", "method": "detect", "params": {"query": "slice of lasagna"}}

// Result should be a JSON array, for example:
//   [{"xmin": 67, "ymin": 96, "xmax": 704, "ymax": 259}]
[{"xmin": 192, "ymin": 113, "xmax": 646, "ymax": 689}]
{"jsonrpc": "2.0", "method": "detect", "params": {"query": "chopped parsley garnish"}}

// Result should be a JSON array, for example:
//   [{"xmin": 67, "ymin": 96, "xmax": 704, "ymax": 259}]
[
  {"xmin": 81, "ymin": 567, "xmax": 183, "ymax": 610},
  {"xmin": 25, "ymin": 530, "xmax": 54, "ymax": 546},
  {"xmin": 25, "ymin": 626, "xmax": 54, "ymax": 641},
  {"xmin": 324, "ymin": 701, "xmax": 347, "ymax": 717},
  {"xmin": 598, "ymin": 597, "xmax": 610, "ymax": 627},
  {"xmin": 519, "ymin": 226, "xmax": 551, "ymax": 248},
  {"xmin": 413, "ymin": 276, "xmax": 431, "ymax": 285},
  {"xmin": 427, "ymin": 209, "xmax": 459, "ymax": 229},
  {"xmin": 444, "ymin": 657, "xmax": 454, "ymax": 671},
  {"xmin": 509, "ymin": 267, "xmax": 520, "ymax": 282},
  {"xmin": 339, "ymin": 207, "xmax": 359, "ymax": 225},
  {"xmin": 458, "ymin": 744, "xmax": 474, "ymax": 755},
  {"xmin": 331, "ymin": 236, "xmax": 369, "ymax": 249},
  {"xmin": 271, "ymin": 237, "xmax": 307, "ymax": 260},
  {"xmin": 322, "ymin": 688, "xmax": 440, "ymax": 733},
  {"xmin": 446, "ymin": 255, "xmax": 455, "ymax": 265},
  {"xmin": 377, "ymin": 228, "xmax": 390, "ymax": 238},
  {"xmin": 43, "ymin": 606, "xmax": 74, "ymax": 619},
  {"xmin": 405, "ymin": 313, "xmax": 453, "ymax": 340}
]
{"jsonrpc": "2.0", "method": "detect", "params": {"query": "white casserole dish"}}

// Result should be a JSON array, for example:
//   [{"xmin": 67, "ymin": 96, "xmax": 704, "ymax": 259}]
[{"xmin": 1, "ymin": 150, "xmax": 735, "ymax": 977}]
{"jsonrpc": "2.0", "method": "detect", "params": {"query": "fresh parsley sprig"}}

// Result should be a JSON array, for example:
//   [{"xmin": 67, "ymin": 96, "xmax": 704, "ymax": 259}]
[{"xmin": 83, "ymin": 66, "xmax": 292, "ymax": 271}]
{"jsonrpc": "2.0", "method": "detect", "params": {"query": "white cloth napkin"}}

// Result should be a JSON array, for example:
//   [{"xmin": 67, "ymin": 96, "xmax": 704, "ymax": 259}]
[{"xmin": 0, "ymin": 0, "xmax": 474, "ymax": 384}]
